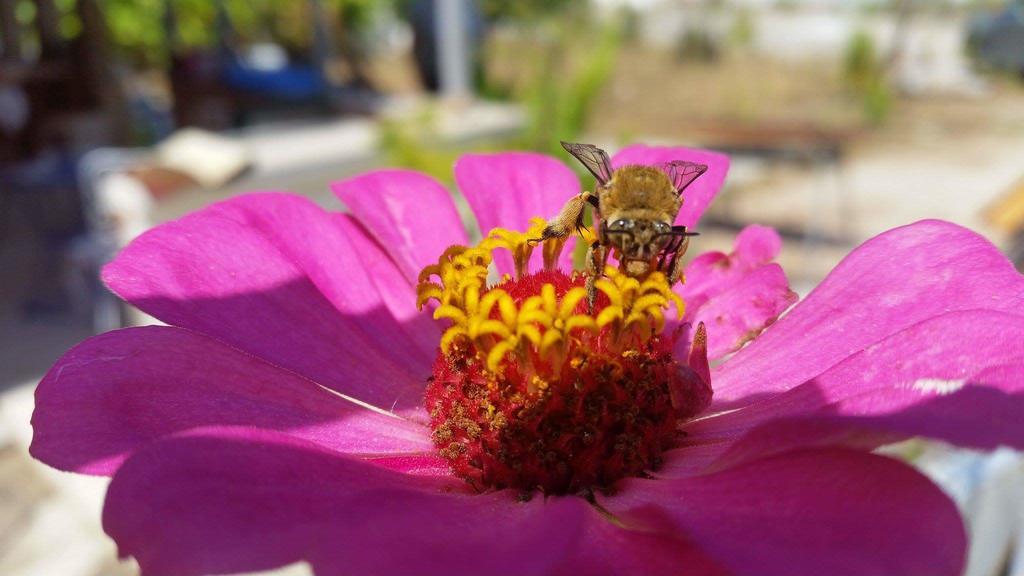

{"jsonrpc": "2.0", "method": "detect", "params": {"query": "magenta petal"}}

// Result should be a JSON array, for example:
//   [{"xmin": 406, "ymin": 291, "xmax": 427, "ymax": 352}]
[
  {"xmin": 678, "ymin": 310, "xmax": 1024, "ymax": 472},
  {"xmin": 731, "ymin": 223, "xmax": 782, "ymax": 263},
  {"xmin": 334, "ymin": 214, "xmax": 439, "ymax": 361},
  {"xmin": 682, "ymin": 224, "xmax": 784, "ymax": 310},
  {"xmin": 714, "ymin": 220, "xmax": 1024, "ymax": 404},
  {"xmin": 455, "ymin": 152, "xmax": 580, "ymax": 275},
  {"xmin": 30, "ymin": 327, "xmax": 434, "ymax": 476},
  {"xmin": 332, "ymin": 169, "xmax": 468, "ymax": 283},
  {"xmin": 610, "ymin": 144, "xmax": 730, "ymax": 227},
  {"xmin": 677, "ymin": 225, "xmax": 797, "ymax": 359},
  {"xmin": 604, "ymin": 449, "xmax": 966, "ymax": 576},
  {"xmin": 102, "ymin": 426, "xmax": 713, "ymax": 576},
  {"xmin": 687, "ymin": 263, "xmax": 797, "ymax": 359},
  {"xmin": 102, "ymin": 192, "xmax": 429, "ymax": 416}
]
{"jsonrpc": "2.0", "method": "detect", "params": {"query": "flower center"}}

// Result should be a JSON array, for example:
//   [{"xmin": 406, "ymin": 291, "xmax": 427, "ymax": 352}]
[{"xmin": 417, "ymin": 219, "xmax": 711, "ymax": 495}]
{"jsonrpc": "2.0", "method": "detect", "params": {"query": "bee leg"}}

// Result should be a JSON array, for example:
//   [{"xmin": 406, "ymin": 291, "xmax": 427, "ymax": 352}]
[
  {"xmin": 656, "ymin": 235, "xmax": 684, "ymax": 272},
  {"xmin": 584, "ymin": 241, "xmax": 608, "ymax": 311},
  {"xmin": 667, "ymin": 236, "xmax": 690, "ymax": 287},
  {"xmin": 538, "ymin": 191, "xmax": 595, "ymax": 241}
]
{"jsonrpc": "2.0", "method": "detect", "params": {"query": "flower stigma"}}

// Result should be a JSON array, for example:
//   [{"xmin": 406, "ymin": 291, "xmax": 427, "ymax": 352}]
[{"xmin": 417, "ymin": 218, "xmax": 712, "ymax": 495}]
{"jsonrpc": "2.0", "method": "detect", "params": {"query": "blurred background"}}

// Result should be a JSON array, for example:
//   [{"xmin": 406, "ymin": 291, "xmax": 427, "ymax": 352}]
[{"xmin": 2, "ymin": 0, "xmax": 1024, "ymax": 574}]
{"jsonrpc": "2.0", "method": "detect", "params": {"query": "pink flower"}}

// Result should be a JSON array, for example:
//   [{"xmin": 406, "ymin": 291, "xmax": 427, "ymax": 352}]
[{"xmin": 31, "ymin": 144, "xmax": 1024, "ymax": 576}]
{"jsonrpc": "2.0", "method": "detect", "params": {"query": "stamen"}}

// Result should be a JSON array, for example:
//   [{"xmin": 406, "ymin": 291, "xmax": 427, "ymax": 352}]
[{"xmin": 417, "ymin": 221, "xmax": 710, "ymax": 494}]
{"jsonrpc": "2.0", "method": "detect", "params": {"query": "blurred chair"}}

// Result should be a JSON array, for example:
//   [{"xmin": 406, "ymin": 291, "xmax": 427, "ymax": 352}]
[{"xmin": 71, "ymin": 131, "xmax": 250, "ymax": 332}]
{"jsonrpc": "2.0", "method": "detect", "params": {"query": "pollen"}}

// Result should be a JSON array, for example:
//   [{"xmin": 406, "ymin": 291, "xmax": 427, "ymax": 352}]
[{"xmin": 417, "ymin": 221, "xmax": 711, "ymax": 495}]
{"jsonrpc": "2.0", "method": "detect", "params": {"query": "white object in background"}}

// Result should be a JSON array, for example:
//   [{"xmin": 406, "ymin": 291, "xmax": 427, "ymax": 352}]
[
  {"xmin": 156, "ymin": 128, "xmax": 251, "ymax": 190},
  {"xmin": 93, "ymin": 172, "xmax": 154, "ymax": 247},
  {"xmin": 917, "ymin": 446, "xmax": 1024, "ymax": 576}
]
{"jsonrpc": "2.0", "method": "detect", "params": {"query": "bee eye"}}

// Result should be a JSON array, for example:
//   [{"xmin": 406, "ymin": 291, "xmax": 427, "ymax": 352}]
[
  {"xmin": 611, "ymin": 219, "xmax": 631, "ymax": 230},
  {"xmin": 655, "ymin": 222, "xmax": 671, "ymax": 233}
]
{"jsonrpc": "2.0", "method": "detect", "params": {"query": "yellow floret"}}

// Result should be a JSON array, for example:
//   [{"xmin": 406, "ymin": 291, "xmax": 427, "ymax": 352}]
[{"xmin": 415, "ymin": 223, "xmax": 685, "ymax": 374}]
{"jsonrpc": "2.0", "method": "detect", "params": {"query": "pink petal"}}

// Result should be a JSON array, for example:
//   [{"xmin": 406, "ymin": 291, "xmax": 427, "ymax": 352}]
[
  {"xmin": 610, "ymin": 144, "xmax": 730, "ymax": 227},
  {"xmin": 30, "ymin": 327, "xmax": 434, "ymax": 476},
  {"xmin": 714, "ymin": 220, "xmax": 1024, "ymax": 405},
  {"xmin": 331, "ymin": 169, "xmax": 468, "ymax": 283},
  {"xmin": 103, "ymin": 426, "xmax": 716, "ymax": 576},
  {"xmin": 455, "ymin": 152, "xmax": 580, "ymax": 275},
  {"xmin": 687, "ymin": 263, "xmax": 797, "ymax": 359},
  {"xmin": 675, "ymin": 225, "xmax": 797, "ymax": 360},
  {"xmin": 334, "ymin": 214, "xmax": 439, "ymax": 361},
  {"xmin": 102, "ymin": 192, "xmax": 430, "ymax": 417},
  {"xmin": 682, "ymin": 224, "xmax": 785, "ymax": 310},
  {"xmin": 732, "ymin": 223, "xmax": 782, "ymax": 263},
  {"xmin": 603, "ymin": 449, "xmax": 965, "ymax": 576},
  {"xmin": 360, "ymin": 453, "xmax": 454, "ymax": 477},
  {"xmin": 673, "ymin": 310, "xmax": 1024, "ymax": 473},
  {"xmin": 671, "ymin": 323, "xmax": 714, "ymax": 419}
]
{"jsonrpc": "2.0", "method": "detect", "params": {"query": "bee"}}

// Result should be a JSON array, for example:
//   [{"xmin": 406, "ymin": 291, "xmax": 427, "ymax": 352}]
[{"xmin": 538, "ymin": 141, "xmax": 708, "ymax": 308}]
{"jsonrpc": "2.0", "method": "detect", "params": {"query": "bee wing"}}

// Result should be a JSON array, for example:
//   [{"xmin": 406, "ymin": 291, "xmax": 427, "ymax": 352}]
[
  {"xmin": 660, "ymin": 161, "xmax": 709, "ymax": 195},
  {"xmin": 561, "ymin": 141, "xmax": 613, "ymax": 186}
]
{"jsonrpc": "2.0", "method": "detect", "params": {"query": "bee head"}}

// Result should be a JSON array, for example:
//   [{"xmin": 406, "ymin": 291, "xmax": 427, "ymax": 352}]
[{"xmin": 604, "ymin": 218, "xmax": 674, "ymax": 268}]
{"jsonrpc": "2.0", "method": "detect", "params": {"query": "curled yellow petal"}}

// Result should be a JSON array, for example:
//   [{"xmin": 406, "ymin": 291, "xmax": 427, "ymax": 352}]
[
  {"xmin": 486, "ymin": 340, "xmax": 515, "ymax": 372},
  {"xmin": 434, "ymin": 305, "xmax": 468, "ymax": 323},
  {"xmin": 473, "ymin": 319, "xmax": 512, "ymax": 340},
  {"xmin": 595, "ymin": 279, "xmax": 623, "ymax": 308},
  {"xmin": 518, "ymin": 324, "xmax": 543, "ymax": 346},
  {"xmin": 558, "ymin": 288, "xmax": 588, "ymax": 318},
  {"xmin": 497, "ymin": 293, "xmax": 519, "ymax": 327},
  {"xmin": 540, "ymin": 284, "xmax": 557, "ymax": 316},
  {"xmin": 479, "ymin": 290, "xmax": 506, "ymax": 320},
  {"xmin": 539, "ymin": 329, "xmax": 563, "ymax": 357},
  {"xmin": 596, "ymin": 306, "xmax": 623, "ymax": 328},
  {"xmin": 440, "ymin": 326, "xmax": 469, "ymax": 354},
  {"xmin": 565, "ymin": 316, "xmax": 597, "ymax": 333},
  {"xmin": 518, "ymin": 309, "xmax": 551, "ymax": 327}
]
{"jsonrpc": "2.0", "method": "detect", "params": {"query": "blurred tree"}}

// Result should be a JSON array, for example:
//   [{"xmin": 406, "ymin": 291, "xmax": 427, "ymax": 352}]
[
  {"xmin": 478, "ymin": 0, "xmax": 573, "ymax": 21},
  {"xmin": 328, "ymin": 0, "xmax": 381, "ymax": 89}
]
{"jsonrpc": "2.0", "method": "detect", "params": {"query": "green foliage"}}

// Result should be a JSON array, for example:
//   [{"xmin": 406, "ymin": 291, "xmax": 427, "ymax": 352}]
[
  {"xmin": 378, "ymin": 110, "xmax": 460, "ymax": 185},
  {"xmin": 843, "ymin": 29, "xmax": 892, "ymax": 125},
  {"xmin": 727, "ymin": 8, "xmax": 756, "ymax": 49},
  {"xmin": 479, "ymin": 0, "xmax": 576, "ymax": 22},
  {"xmin": 519, "ymin": 19, "xmax": 621, "ymax": 158},
  {"xmin": 23, "ymin": 0, "xmax": 385, "ymax": 68},
  {"xmin": 861, "ymin": 77, "xmax": 892, "ymax": 125},
  {"xmin": 843, "ymin": 30, "xmax": 879, "ymax": 91}
]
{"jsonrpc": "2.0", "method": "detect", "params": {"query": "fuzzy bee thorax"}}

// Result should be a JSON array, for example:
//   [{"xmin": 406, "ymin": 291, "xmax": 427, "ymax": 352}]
[{"xmin": 601, "ymin": 165, "xmax": 682, "ymax": 220}]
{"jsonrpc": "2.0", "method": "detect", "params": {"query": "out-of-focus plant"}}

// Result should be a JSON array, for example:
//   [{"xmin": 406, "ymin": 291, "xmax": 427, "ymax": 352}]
[
  {"xmin": 478, "ymin": 0, "xmax": 574, "ymax": 22},
  {"xmin": 379, "ymin": 110, "xmax": 461, "ymax": 185},
  {"xmin": 727, "ymin": 7, "xmax": 756, "ymax": 50},
  {"xmin": 519, "ymin": 19, "xmax": 621, "ymax": 159},
  {"xmin": 26, "ymin": 0, "xmax": 386, "ymax": 68},
  {"xmin": 843, "ymin": 29, "xmax": 892, "ymax": 125},
  {"xmin": 472, "ymin": 0, "xmax": 585, "ymax": 100}
]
